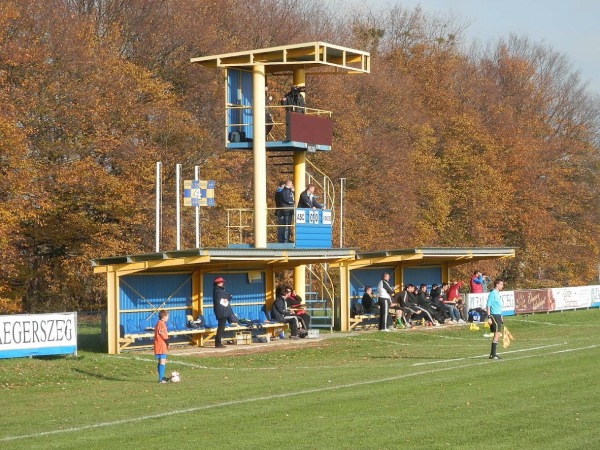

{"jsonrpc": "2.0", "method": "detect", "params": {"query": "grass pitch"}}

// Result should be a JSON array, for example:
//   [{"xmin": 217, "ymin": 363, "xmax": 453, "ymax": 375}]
[{"xmin": 1, "ymin": 310, "xmax": 599, "ymax": 449}]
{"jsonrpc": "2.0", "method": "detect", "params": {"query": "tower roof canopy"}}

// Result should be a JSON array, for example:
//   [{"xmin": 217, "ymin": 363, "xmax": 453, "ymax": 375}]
[{"xmin": 190, "ymin": 41, "xmax": 370, "ymax": 74}]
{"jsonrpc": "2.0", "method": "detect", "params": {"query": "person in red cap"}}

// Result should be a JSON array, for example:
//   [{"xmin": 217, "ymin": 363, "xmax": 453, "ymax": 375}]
[{"xmin": 213, "ymin": 276, "xmax": 237, "ymax": 348}]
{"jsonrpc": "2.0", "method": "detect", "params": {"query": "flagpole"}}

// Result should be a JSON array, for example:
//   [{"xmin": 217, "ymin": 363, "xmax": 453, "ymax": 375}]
[
  {"xmin": 195, "ymin": 165, "xmax": 201, "ymax": 248},
  {"xmin": 155, "ymin": 161, "xmax": 161, "ymax": 252},
  {"xmin": 176, "ymin": 163, "xmax": 181, "ymax": 250}
]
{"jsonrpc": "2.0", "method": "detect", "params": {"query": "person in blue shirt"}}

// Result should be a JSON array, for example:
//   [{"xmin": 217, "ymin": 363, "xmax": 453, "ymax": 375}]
[{"xmin": 486, "ymin": 279, "xmax": 505, "ymax": 360}]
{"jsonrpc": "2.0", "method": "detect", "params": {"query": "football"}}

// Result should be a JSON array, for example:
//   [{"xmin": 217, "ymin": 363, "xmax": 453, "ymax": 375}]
[{"xmin": 170, "ymin": 371, "xmax": 180, "ymax": 383}]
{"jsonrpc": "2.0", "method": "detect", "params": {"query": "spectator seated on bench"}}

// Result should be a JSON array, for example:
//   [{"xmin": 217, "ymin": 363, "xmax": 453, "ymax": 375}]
[
  {"xmin": 349, "ymin": 286, "xmax": 381, "ymax": 330},
  {"xmin": 361, "ymin": 286, "xmax": 377, "ymax": 314},
  {"xmin": 250, "ymin": 306, "xmax": 289, "ymax": 336},
  {"xmin": 271, "ymin": 286, "xmax": 300, "ymax": 339},
  {"xmin": 286, "ymin": 289, "xmax": 311, "ymax": 331}
]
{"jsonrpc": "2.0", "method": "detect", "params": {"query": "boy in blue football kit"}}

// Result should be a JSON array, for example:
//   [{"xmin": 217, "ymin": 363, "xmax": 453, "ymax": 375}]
[{"xmin": 486, "ymin": 279, "xmax": 505, "ymax": 360}]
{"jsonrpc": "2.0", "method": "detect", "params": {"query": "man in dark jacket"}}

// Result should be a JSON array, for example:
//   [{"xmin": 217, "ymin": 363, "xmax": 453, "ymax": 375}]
[
  {"xmin": 271, "ymin": 286, "xmax": 299, "ymax": 338},
  {"xmin": 405, "ymin": 284, "xmax": 437, "ymax": 325},
  {"xmin": 417, "ymin": 284, "xmax": 444, "ymax": 324},
  {"xmin": 276, "ymin": 180, "xmax": 295, "ymax": 243},
  {"xmin": 213, "ymin": 276, "xmax": 237, "ymax": 348},
  {"xmin": 430, "ymin": 284, "xmax": 451, "ymax": 322},
  {"xmin": 274, "ymin": 181, "xmax": 286, "ymax": 243},
  {"xmin": 297, "ymin": 184, "xmax": 323, "ymax": 209},
  {"xmin": 394, "ymin": 285, "xmax": 418, "ymax": 327}
]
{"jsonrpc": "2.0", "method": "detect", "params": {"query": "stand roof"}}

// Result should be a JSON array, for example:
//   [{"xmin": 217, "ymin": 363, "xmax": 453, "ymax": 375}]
[
  {"xmin": 347, "ymin": 247, "xmax": 517, "ymax": 269},
  {"xmin": 190, "ymin": 41, "xmax": 370, "ymax": 74}
]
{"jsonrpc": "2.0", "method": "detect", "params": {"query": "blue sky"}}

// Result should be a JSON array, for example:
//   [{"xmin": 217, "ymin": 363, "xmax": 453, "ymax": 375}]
[{"xmin": 340, "ymin": 0, "xmax": 600, "ymax": 95}]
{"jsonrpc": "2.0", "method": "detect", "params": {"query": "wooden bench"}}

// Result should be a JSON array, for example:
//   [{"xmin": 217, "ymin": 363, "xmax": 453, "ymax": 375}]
[
  {"xmin": 119, "ymin": 327, "xmax": 205, "ymax": 351},
  {"xmin": 119, "ymin": 321, "xmax": 289, "ymax": 351},
  {"xmin": 349, "ymin": 314, "xmax": 379, "ymax": 330}
]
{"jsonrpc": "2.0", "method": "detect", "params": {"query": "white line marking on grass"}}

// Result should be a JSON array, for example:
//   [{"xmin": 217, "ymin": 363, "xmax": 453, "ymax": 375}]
[
  {"xmin": 109, "ymin": 354, "xmax": 365, "ymax": 372},
  {"xmin": 552, "ymin": 345, "xmax": 599, "ymax": 354},
  {"xmin": 411, "ymin": 343, "xmax": 566, "ymax": 366},
  {"xmin": 432, "ymin": 335, "xmax": 472, "ymax": 340},
  {"xmin": 3, "ymin": 343, "xmax": 598, "ymax": 443},
  {"xmin": 512, "ymin": 319, "xmax": 568, "ymax": 326},
  {"xmin": 511, "ymin": 318, "xmax": 600, "ymax": 327},
  {"xmin": 107, "ymin": 355, "xmax": 276, "ymax": 371},
  {"xmin": 346, "ymin": 337, "xmax": 410, "ymax": 346}
]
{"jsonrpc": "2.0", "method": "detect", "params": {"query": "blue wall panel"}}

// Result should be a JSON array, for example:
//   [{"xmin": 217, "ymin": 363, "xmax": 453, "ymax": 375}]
[
  {"xmin": 119, "ymin": 274, "xmax": 192, "ymax": 335},
  {"xmin": 226, "ymin": 69, "xmax": 253, "ymax": 138},
  {"xmin": 295, "ymin": 209, "xmax": 332, "ymax": 248},
  {"xmin": 241, "ymin": 70, "xmax": 253, "ymax": 139},
  {"xmin": 349, "ymin": 268, "xmax": 395, "ymax": 307},
  {"xmin": 403, "ymin": 266, "xmax": 442, "ymax": 290}
]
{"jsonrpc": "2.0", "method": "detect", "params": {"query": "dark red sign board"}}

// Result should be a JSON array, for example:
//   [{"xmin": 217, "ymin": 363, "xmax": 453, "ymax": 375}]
[
  {"xmin": 286, "ymin": 112, "xmax": 333, "ymax": 147},
  {"xmin": 514, "ymin": 289, "xmax": 556, "ymax": 314}
]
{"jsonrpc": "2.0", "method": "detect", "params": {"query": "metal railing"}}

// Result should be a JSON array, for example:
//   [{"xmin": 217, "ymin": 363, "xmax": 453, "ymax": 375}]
[
  {"xmin": 306, "ymin": 158, "xmax": 335, "ymax": 222},
  {"xmin": 226, "ymin": 207, "xmax": 295, "ymax": 245}
]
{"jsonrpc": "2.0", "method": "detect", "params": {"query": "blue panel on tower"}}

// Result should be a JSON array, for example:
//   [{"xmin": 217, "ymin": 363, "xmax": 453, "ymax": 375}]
[{"xmin": 294, "ymin": 209, "xmax": 332, "ymax": 248}]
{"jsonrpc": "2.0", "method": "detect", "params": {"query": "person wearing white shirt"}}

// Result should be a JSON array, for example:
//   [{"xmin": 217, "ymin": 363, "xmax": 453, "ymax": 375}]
[{"xmin": 377, "ymin": 273, "xmax": 397, "ymax": 331}]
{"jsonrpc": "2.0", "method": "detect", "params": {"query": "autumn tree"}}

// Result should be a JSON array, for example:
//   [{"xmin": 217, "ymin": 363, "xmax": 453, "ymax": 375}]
[{"xmin": 1, "ymin": 0, "xmax": 600, "ymax": 313}]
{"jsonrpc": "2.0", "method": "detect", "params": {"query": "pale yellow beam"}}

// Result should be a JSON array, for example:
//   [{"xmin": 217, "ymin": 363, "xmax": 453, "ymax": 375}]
[{"xmin": 339, "ymin": 262, "xmax": 350, "ymax": 331}]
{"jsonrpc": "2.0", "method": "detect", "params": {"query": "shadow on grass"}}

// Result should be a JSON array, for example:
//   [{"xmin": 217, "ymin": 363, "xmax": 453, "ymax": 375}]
[{"xmin": 72, "ymin": 367, "xmax": 127, "ymax": 382}]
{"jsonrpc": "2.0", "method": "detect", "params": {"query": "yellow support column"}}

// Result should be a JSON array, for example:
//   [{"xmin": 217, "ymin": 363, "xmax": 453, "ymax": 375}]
[
  {"xmin": 339, "ymin": 262, "xmax": 350, "ymax": 331},
  {"xmin": 191, "ymin": 269, "xmax": 202, "ymax": 347},
  {"xmin": 293, "ymin": 68, "xmax": 307, "ymax": 298},
  {"xmin": 394, "ymin": 265, "xmax": 403, "ymax": 292},
  {"xmin": 106, "ymin": 270, "xmax": 118, "ymax": 354},
  {"xmin": 441, "ymin": 262, "xmax": 449, "ymax": 283},
  {"xmin": 253, "ymin": 64, "xmax": 267, "ymax": 248},
  {"xmin": 265, "ymin": 266, "xmax": 275, "ymax": 311}
]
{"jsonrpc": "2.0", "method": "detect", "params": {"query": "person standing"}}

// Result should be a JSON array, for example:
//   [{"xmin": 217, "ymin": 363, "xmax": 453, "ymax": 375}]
[
  {"xmin": 274, "ymin": 180, "xmax": 286, "ymax": 243},
  {"xmin": 486, "ymin": 279, "xmax": 505, "ymax": 360},
  {"xmin": 482, "ymin": 274, "xmax": 492, "ymax": 293},
  {"xmin": 297, "ymin": 184, "xmax": 323, "ymax": 209},
  {"xmin": 153, "ymin": 310, "xmax": 170, "ymax": 383},
  {"xmin": 470, "ymin": 271, "xmax": 484, "ymax": 293},
  {"xmin": 213, "ymin": 276, "xmax": 236, "ymax": 349},
  {"xmin": 280, "ymin": 180, "xmax": 295, "ymax": 243},
  {"xmin": 377, "ymin": 273, "xmax": 396, "ymax": 331}
]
